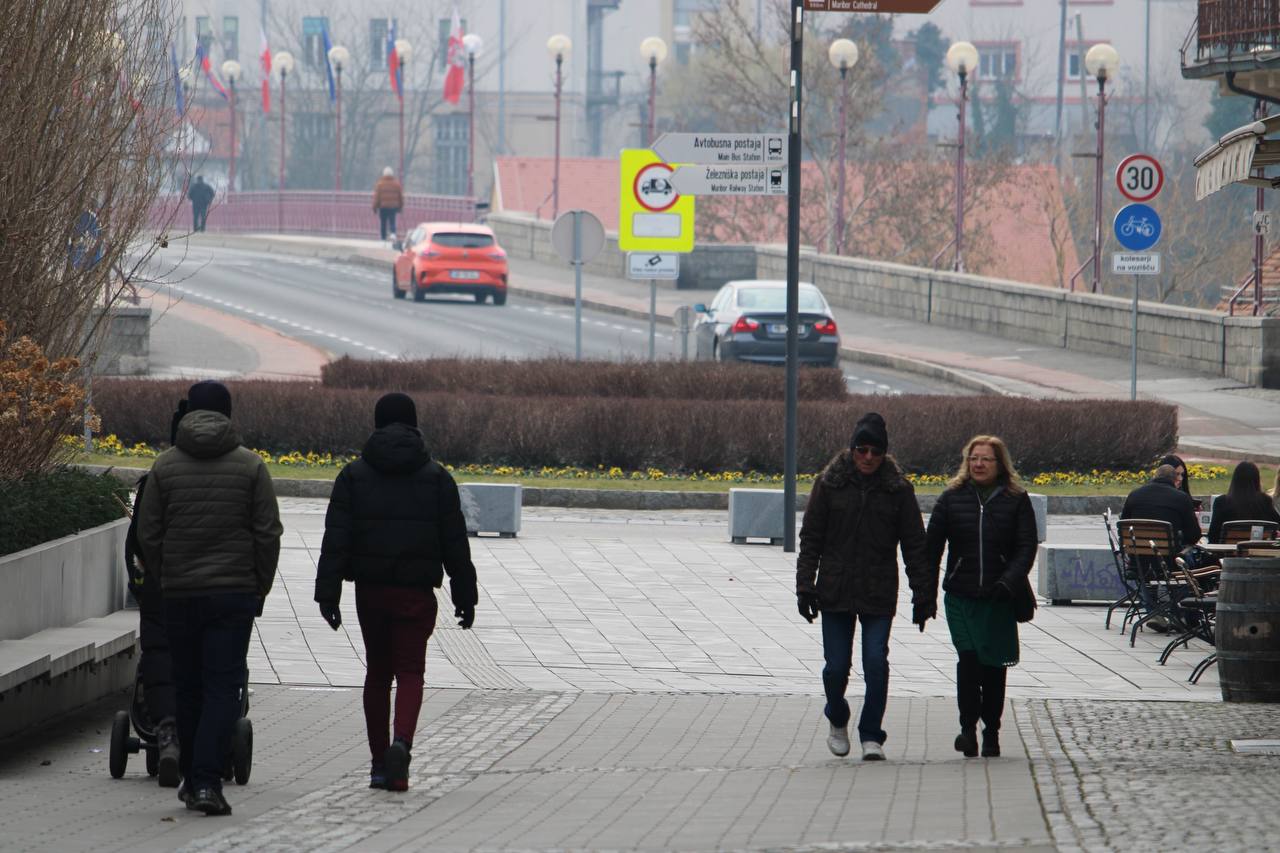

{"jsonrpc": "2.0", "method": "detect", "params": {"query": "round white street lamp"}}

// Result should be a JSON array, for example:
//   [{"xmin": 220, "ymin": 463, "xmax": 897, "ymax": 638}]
[
  {"xmin": 827, "ymin": 38, "xmax": 858, "ymax": 72},
  {"xmin": 1085, "ymin": 43, "xmax": 1121, "ymax": 82},
  {"xmin": 547, "ymin": 34, "xmax": 571, "ymax": 218},
  {"xmin": 395, "ymin": 38, "xmax": 413, "ymax": 64},
  {"xmin": 640, "ymin": 36, "xmax": 668, "ymax": 66},
  {"xmin": 945, "ymin": 41, "xmax": 979, "ymax": 78},
  {"xmin": 463, "ymin": 33, "xmax": 484, "ymax": 57},
  {"xmin": 546, "ymin": 33, "xmax": 572, "ymax": 63}
]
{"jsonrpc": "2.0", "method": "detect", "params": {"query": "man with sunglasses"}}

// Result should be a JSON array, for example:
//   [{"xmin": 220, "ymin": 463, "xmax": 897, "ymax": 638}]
[{"xmin": 796, "ymin": 413, "xmax": 935, "ymax": 761}]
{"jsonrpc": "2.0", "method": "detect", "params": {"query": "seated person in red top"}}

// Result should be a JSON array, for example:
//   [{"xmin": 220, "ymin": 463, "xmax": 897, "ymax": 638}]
[{"xmin": 1208, "ymin": 461, "xmax": 1280, "ymax": 543}]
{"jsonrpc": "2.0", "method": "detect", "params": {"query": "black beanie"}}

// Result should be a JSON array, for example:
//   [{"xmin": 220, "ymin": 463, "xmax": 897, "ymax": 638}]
[
  {"xmin": 187, "ymin": 381, "xmax": 232, "ymax": 418},
  {"xmin": 851, "ymin": 412, "xmax": 888, "ymax": 451},
  {"xmin": 374, "ymin": 392, "xmax": 418, "ymax": 429}
]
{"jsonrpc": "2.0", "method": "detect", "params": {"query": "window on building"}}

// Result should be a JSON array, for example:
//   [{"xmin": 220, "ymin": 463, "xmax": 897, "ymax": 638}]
[
  {"xmin": 1066, "ymin": 41, "xmax": 1108, "ymax": 80},
  {"xmin": 302, "ymin": 17, "xmax": 329, "ymax": 68},
  {"xmin": 433, "ymin": 113, "xmax": 468, "ymax": 196},
  {"xmin": 371, "ymin": 18, "xmax": 391, "ymax": 66},
  {"xmin": 438, "ymin": 17, "xmax": 467, "ymax": 68},
  {"xmin": 222, "ymin": 16, "xmax": 239, "ymax": 61},
  {"xmin": 195, "ymin": 16, "xmax": 213, "ymax": 57},
  {"xmin": 673, "ymin": 0, "xmax": 714, "ymax": 27},
  {"xmin": 976, "ymin": 43, "xmax": 1018, "ymax": 79}
]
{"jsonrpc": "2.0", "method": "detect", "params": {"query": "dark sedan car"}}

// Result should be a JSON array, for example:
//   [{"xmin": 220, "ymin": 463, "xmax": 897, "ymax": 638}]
[{"xmin": 692, "ymin": 280, "xmax": 840, "ymax": 366}]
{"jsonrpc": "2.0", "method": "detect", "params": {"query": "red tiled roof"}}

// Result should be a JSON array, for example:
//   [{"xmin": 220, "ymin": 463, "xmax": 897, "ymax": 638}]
[{"xmin": 494, "ymin": 156, "xmax": 1079, "ymax": 288}]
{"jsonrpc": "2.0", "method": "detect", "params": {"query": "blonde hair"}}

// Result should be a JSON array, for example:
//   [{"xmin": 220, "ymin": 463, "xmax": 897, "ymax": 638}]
[{"xmin": 947, "ymin": 435, "xmax": 1025, "ymax": 494}]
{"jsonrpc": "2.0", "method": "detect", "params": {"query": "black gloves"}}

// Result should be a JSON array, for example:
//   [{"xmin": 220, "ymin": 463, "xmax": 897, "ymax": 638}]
[
  {"xmin": 912, "ymin": 601, "xmax": 935, "ymax": 632},
  {"xmin": 990, "ymin": 580, "xmax": 1014, "ymax": 602},
  {"xmin": 318, "ymin": 601, "xmax": 342, "ymax": 630},
  {"xmin": 797, "ymin": 593, "xmax": 820, "ymax": 624},
  {"xmin": 455, "ymin": 604, "xmax": 475, "ymax": 630}
]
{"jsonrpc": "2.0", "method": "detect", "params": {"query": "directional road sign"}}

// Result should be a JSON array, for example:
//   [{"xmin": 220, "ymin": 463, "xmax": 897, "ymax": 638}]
[
  {"xmin": 1115, "ymin": 154, "xmax": 1164, "ymax": 204},
  {"xmin": 803, "ymin": 0, "xmax": 944, "ymax": 12},
  {"xmin": 627, "ymin": 252, "xmax": 680, "ymax": 280},
  {"xmin": 651, "ymin": 133, "xmax": 786, "ymax": 166},
  {"xmin": 551, "ymin": 210, "xmax": 606, "ymax": 264},
  {"xmin": 1113, "ymin": 203, "xmax": 1162, "ymax": 252},
  {"xmin": 671, "ymin": 165, "xmax": 788, "ymax": 197},
  {"xmin": 1112, "ymin": 252, "xmax": 1160, "ymax": 275},
  {"xmin": 619, "ymin": 149, "xmax": 695, "ymax": 253}
]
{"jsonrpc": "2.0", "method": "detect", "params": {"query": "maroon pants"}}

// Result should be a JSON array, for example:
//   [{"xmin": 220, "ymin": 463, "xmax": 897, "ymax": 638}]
[{"xmin": 355, "ymin": 584, "xmax": 437, "ymax": 764}]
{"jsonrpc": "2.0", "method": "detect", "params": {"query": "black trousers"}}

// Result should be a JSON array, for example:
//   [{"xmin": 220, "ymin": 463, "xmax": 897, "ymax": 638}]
[
  {"xmin": 192, "ymin": 205, "xmax": 209, "ymax": 232},
  {"xmin": 378, "ymin": 208, "xmax": 398, "ymax": 240},
  {"xmin": 956, "ymin": 650, "xmax": 1007, "ymax": 732}
]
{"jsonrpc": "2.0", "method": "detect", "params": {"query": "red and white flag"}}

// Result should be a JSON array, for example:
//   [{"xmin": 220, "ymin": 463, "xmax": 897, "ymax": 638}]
[
  {"xmin": 442, "ymin": 6, "xmax": 465, "ymax": 104},
  {"xmin": 259, "ymin": 15, "xmax": 271, "ymax": 113}
]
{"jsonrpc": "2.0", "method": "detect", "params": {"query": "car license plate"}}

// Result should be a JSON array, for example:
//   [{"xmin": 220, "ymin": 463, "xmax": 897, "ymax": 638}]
[
  {"xmin": 768, "ymin": 323, "xmax": 787, "ymax": 335},
  {"xmin": 450, "ymin": 270, "xmax": 480, "ymax": 280}
]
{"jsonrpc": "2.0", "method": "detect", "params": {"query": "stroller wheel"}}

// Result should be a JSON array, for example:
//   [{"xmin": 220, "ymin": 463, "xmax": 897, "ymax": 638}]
[
  {"xmin": 145, "ymin": 747, "xmax": 159, "ymax": 777},
  {"xmin": 231, "ymin": 718, "xmax": 253, "ymax": 785},
  {"xmin": 109, "ymin": 711, "xmax": 130, "ymax": 779}
]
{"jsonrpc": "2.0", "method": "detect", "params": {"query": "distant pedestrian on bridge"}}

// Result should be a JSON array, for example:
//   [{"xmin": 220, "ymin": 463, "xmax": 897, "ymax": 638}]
[
  {"xmin": 187, "ymin": 176, "xmax": 214, "ymax": 233},
  {"xmin": 315, "ymin": 392, "xmax": 478, "ymax": 792},
  {"xmin": 796, "ymin": 413, "xmax": 935, "ymax": 762},
  {"xmin": 926, "ymin": 435, "xmax": 1037, "ymax": 760},
  {"xmin": 372, "ymin": 167, "xmax": 404, "ymax": 242}
]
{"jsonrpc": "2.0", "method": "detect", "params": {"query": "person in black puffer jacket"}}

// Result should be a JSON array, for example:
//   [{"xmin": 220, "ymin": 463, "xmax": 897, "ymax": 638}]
[
  {"xmin": 314, "ymin": 393, "xmax": 478, "ymax": 793},
  {"xmin": 925, "ymin": 434, "xmax": 1037, "ymax": 760}
]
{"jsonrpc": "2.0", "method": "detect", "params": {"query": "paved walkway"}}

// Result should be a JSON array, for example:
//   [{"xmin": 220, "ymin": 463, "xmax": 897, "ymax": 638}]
[{"xmin": 8, "ymin": 503, "xmax": 1274, "ymax": 853}]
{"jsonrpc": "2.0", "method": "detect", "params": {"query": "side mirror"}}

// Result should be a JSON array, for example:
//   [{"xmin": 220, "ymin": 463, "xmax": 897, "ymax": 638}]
[
  {"xmin": 392, "ymin": 239, "xmax": 403, "ymax": 252},
  {"xmin": 693, "ymin": 303, "xmax": 708, "ymax": 314}
]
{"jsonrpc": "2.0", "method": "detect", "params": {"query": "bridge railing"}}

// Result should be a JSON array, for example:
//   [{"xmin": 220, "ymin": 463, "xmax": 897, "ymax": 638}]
[{"xmin": 149, "ymin": 191, "xmax": 478, "ymax": 238}]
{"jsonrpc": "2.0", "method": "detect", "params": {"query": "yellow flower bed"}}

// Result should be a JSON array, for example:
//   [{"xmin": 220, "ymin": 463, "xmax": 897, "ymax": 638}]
[{"xmin": 76, "ymin": 435, "xmax": 1229, "ymax": 487}]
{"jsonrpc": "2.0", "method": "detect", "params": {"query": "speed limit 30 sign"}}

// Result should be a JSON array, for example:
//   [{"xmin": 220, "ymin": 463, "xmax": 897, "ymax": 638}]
[{"xmin": 1116, "ymin": 154, "xmax": 1164, "ymax": 204}]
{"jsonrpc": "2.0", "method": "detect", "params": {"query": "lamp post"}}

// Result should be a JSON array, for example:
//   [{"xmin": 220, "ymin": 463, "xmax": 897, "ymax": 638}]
[
  {"xmin": 328, "ymin": 44, "xmax": 349, "ymax": 193},
  {"xmin": 944, "ymin": 41, "xmax": 978, "ymax": 273},
  {"xmin": 274, "ymin": 51, "xmax": 294, "ymax": 233},
  {"xmin": 547, "ymin": 34, "xmax": 571, "ymax": 219},
  {"xmin": 463, "ymin": 33, "xmax": 484, "ymax": 199},
  {"xmin": 640, "ymin": 36, "xmax": 667, "ymax": 145},
  {"xmin": 827, "ymin": 38, "xmax": 858, "ymax": 256},
  {"xmin": 1084, "ymin": 43, "xmax": 1119, "ymax": 294},
  {"xmin": 178, "ymin": 67, "xmax": 195, "ymax": 193},
  {"xmin": 395, "ymin": 38, "xmax": 412, "ymax": 186},
  {"xmin": 221, "ymin": 60, "xmax": 241, "ymax": 194}
]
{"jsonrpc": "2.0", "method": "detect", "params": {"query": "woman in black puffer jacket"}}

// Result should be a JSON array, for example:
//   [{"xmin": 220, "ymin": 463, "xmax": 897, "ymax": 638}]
[{"xmin": 926, "ymin": 435, "xmax": 1037, "ymax": 759}]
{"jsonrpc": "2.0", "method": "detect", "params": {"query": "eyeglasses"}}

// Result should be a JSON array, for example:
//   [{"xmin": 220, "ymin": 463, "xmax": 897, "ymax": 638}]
[
  {"xmin": 968, "ymin": 456, "xmax": 996, "ymax": 464},
  {"xmin": 853, "ymin": 445, "xmax": 885, "ymax": 457}
]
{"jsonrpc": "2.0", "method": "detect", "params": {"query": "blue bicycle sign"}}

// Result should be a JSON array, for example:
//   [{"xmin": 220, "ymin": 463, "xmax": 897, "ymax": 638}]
[{"xmin": 1113, "ymin": 203, "xmax": 1161, "ymax": 252}]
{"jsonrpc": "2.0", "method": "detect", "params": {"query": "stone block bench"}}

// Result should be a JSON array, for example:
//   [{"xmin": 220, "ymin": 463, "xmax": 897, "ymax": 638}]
[
  {"xmin": 1036, "ymin": 544, "xmax": 1126, "ymax": 605},
  {"xmin": 729, "ymin": 489, "xmax": 785, "ymax": 545},
  {"xmin": 460, "ymin": 483, "xmax": 521, "ymax": 538}
]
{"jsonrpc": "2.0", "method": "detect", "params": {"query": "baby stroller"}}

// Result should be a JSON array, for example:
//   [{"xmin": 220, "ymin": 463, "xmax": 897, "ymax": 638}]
[{"xmin": 108, "ymin": 474, "xmax": 254, "ymax": 786}]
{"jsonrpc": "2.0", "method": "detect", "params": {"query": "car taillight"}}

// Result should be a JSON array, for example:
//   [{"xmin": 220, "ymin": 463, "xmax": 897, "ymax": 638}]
[
  {"xmin": 731, "ymin": 316, "xmax": 759, "ymax": 333},
  {"xmin": 488, "ymin": 250, "xmax": 506, "ymax": 260},
  {"xmin": 814, "ymin": 318, "xmax": 838, "ymax": 335},
  {"xmin": 419, "ymin": 249, "xmax": 440, "ymax": 259}
]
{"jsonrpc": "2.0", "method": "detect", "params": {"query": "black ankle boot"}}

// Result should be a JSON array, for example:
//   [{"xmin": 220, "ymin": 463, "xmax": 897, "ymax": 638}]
[
  {"xmin": 981, "ymin": 728, "xmax": 1000, "ymax": 757},
  {"xmin": 954, "ymin": 728, "xmax": 978, "ymax": 757}
]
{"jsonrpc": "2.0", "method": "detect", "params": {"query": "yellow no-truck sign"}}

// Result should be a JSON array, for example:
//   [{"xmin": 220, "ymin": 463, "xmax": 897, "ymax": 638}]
[{"xmin": 618, "ymin": 148, "xmax": 695, "ymax": 253}]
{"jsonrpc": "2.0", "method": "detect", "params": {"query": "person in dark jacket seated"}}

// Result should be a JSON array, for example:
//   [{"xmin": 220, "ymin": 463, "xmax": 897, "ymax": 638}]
[
  {"xmin": 1207, "ymin": 461, "xmax": 1280, "ymax": 543},
  {"xmin": 796, "ymin": 413, "xmax": 935, "ymax": 763},
  {"xmin": 926, "ymin": 435, "xmax": 1037, "ymax": 759},
  {"xmin": 1119, "ymin": 464, "xmax": 1202, "ymax": 633},
  {"xmin": 315, "ymin": 393, "xmax": 478, "ymax": 792}
]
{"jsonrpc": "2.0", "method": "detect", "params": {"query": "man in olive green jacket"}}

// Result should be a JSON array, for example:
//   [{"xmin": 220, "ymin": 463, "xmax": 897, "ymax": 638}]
[{"xmin": 138, "ymin": 381, "xmax": 282, "ymax": 816}]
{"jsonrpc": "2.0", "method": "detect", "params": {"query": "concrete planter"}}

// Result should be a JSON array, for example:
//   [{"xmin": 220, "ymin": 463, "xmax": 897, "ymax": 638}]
[
  {"xmin": 460, "ymin": 483, "xmax": 521, "ymax": 537},
  {"xmin": 1036, "ymin": 544, "xmax": 1126, "ymax": 604},
  {"xmin": 0, "ymin": 519, "xmax": 129, "ymax": 641},
  {"xmin": 729, "ymin": 489, "xmax": 785, "ymax": 545}
]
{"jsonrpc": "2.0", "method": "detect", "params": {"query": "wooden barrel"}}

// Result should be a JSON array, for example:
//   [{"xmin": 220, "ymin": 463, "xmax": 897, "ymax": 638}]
[{"xmin": 1217, "ymin": 557, "xmax": 1280, "ymax": 702}]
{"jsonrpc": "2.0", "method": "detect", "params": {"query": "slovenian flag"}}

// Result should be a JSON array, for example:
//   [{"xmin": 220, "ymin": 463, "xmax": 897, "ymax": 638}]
[
  {"xmin": 321, "ymin": 24, "xmax": 336, "ymax": 103},
  {"xmin": 442, "ymin": 6, "xmax": 464, "ymax": 104},
  {"xmin": 170, "ymin": 43, "xmax": 185, "ymax": 116},
  {"xmin": 387, "ymin": 20, "xmax": 401, "ymax": 100},
  {"xmin": 259, "ymin": 15, "xmax": 271, "ymax": 113},
  {"xmin": 195, "ymin": 43, "xmax": 228, "ymax": 100}
]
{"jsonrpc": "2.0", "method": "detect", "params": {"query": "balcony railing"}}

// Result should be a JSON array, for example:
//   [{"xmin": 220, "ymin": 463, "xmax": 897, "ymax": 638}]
[{"xmin": 1194, "ymin": 0, "xmax": 1280, "ymax": 64}]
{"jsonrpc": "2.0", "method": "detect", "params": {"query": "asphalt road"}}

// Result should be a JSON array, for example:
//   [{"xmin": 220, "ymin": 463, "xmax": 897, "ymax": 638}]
[{"xmin": 146, "ymin": 244, "xmax": 961, "ymax": 395}]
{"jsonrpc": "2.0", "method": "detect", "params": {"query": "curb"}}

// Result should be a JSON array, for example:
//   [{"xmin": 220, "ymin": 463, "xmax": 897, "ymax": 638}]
[{"xmin": 1176, "ymin": 442, "xmax": 1280, "ymax": 466}]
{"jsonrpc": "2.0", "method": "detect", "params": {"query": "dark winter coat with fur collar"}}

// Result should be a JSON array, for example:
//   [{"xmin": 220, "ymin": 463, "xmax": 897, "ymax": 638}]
[{"xmin": 796, "ymin": 451, "xmax": 935, "ymax": 617}]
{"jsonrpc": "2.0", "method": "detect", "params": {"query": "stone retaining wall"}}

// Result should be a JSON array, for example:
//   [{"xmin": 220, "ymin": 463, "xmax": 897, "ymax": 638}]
[{"xmin": 90, "ymin": 305, "xmax": 151, "ymax": 376}]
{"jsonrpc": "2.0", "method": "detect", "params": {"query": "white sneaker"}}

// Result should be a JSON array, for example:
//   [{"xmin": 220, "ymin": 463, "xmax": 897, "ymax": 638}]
[
  {"xmin": 861, "ymin": 740, "xmax": 885, "ymax": 761},
  {"xmin": 827, "ymin": 723, "xmax": 850, "ymax": 757}
]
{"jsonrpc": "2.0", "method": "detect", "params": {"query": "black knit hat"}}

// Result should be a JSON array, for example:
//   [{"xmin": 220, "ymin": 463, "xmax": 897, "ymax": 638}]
[
  {"xmin": 851, "ymin": 412, "xmax": 888, "ymax": 451},
  {"xmin": 374, "ymin": 392, "xmax": 418, "ymax": 429},
  {"xmin": 187, "ymin": 381, "xmax": 231, "ymax": 418}
]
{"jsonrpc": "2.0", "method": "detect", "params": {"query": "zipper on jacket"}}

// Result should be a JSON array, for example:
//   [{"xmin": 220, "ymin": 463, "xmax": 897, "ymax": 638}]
[{"xmin": 978, "ymin": 499, "xmax": 985, "ymax": 588}]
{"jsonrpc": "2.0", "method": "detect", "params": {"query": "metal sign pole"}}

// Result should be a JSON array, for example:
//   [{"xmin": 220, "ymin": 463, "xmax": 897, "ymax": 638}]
[
  {"xmin": 784, "ymin": 0, "xmax": 803, "ymax": 553},
  {"xmin": 573, "ymin": 211, "xmax": 583, "ymax": 360},
  {"xmin": 649, "ymin": 280, "xmax": 657, "ymax": 360},
  {"xmin": 1131, "ymin": 273, "xmax": 1139, "ymax": 400}
]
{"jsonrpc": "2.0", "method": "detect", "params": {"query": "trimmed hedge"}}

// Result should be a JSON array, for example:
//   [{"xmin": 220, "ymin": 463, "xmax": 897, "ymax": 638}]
[
  {"xmin": 0, "ymin": 469, "xmax": 129, "ymax": 557},
  {"xmin": 93, "ymin": 379, "xmax": 1178, "ymax": 475},
  {"xmin": 320, "ymin": 356, "xmax": 849, "ymax": 401}
]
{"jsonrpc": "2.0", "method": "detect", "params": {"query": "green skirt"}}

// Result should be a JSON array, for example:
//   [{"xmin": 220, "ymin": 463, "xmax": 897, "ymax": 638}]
[{"xmin": 945, "ymin": 592, "xmax": 1020, "ymax": 668}]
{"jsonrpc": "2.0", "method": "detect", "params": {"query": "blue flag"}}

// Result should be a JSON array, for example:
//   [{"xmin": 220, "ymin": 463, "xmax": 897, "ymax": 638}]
[
  {"xmin": 170, "ymin": 43, "xmax": 185, "ymax": 116},
  {"xmin": 322, "ymin": 25, "xmax": 336, "ymax": 103}
]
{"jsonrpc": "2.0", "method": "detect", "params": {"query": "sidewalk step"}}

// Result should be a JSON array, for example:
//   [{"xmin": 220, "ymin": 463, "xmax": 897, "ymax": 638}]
[{"xmin": 0, "ymin": 612, "xmax": 137, "ymax": 694}]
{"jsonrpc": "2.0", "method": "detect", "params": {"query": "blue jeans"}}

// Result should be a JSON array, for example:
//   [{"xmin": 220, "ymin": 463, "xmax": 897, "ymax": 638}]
[
  {"xmin": 165, "ymin": 593, "xmax": 257, "ymax": 790},
  {"xmin": 821, "ymin": 611, "xmax": 892, "ymax": 745}
]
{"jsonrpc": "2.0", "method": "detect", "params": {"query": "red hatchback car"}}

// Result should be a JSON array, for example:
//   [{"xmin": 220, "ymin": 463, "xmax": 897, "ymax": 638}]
[{"xmin": 392, "ymin": 223, "xmax": 509, "ymax": 305}]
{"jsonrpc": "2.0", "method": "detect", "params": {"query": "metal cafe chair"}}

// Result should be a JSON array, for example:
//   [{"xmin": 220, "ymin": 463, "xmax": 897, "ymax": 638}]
[
  {"xmin": 1116, "ymin": 519, "xmax": 1181, "ymax": 647},
  {"xmin": 1161, "ymin": 557, "xmax": 1217, "ymax": 668},
  {"xmin": 1218, "ymin": 520, "xmax": 1280, "ymax": 545},
  {"xmin": 1104, "ymin": 509, "xmax": 1142, "ymax": 631}
]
